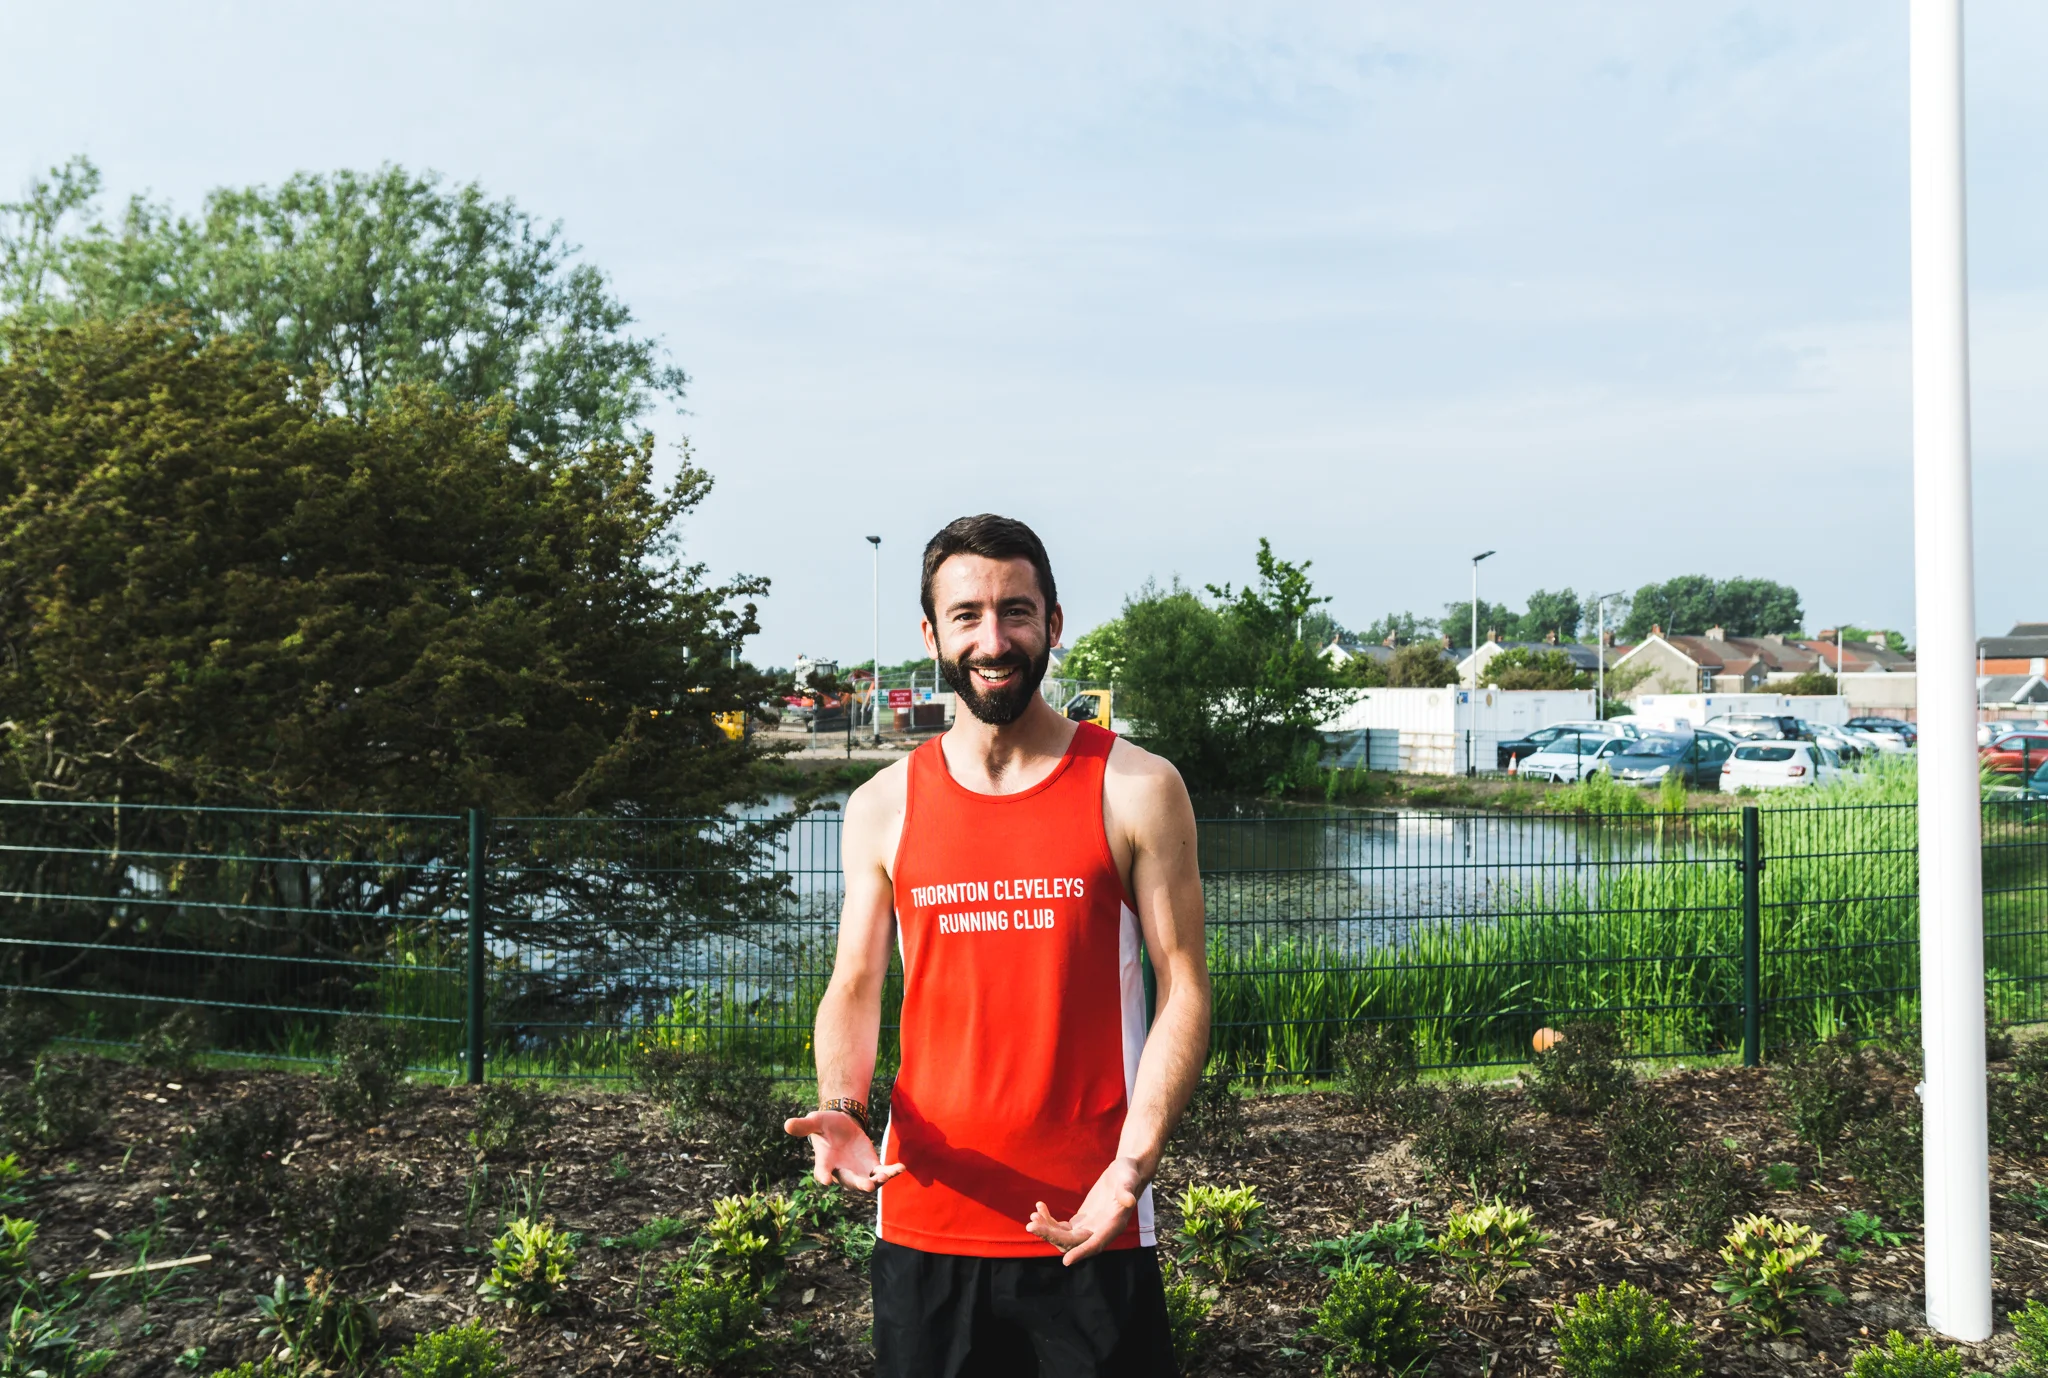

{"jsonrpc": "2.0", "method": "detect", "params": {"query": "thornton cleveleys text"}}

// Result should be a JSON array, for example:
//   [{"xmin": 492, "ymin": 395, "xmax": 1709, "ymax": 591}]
[{"xmin": 909, "ymin": 877, "xmax": 1084, "ymax": 937}]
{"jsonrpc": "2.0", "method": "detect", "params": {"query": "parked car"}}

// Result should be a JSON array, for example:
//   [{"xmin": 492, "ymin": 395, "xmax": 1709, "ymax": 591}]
[
  {"xmin": 1981, "ymin": 718, "xmax": 2045, "ymax": 747},
  {"xmin": 1982, "ymin": 731, "xmax": 2048, "ymax": 776},
  {"xmin": 1708, "ymin": 713, "xmax": 1809, "ymax": 741},
  {"xmin": 1495, "ymin": 719, "xmax": 1638, "ymax": 770},
  {"xmin": 1607, "ymin": 732, "xmax": 1733, "ymax": 789},
  {"xmin": 1517, "ymin": 735, "xmax": 1631, "ymax": 783},
  {"xmin": 1720, "ymin": 741, "xmax": 1846, "ymax": 792},
  {"xmin": 1847, "ymin": 716, "xmax": 1917, "ymax": 747},
  {"xmin": 1798, "ymin": 720, "xmax": 1868, "ymax": 762},
  {"xmin": 2028, "ymin": 761, "xmax": 2048, "ymax": 799}
]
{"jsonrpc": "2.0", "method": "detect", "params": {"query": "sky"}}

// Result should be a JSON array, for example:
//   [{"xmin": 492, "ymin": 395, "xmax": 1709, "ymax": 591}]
[{"xmin": 4, "ymin": 2, "xmax": 2043, "ymax": 668}]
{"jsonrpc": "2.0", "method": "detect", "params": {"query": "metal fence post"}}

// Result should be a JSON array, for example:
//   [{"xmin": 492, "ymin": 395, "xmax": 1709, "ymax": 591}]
[
  {"xmin": 467, "ymin": 807, "xmax": 487, "ymax": 1085},
  {"xmin": 1741, "ymin": 804, "xmax": 1762, "ymax": 1067}
]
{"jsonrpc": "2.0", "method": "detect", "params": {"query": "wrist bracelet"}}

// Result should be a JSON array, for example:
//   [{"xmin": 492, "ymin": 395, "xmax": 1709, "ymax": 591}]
[{"xmin": 819, "ymin": 1097, "xmax": 870, "ymax": 1134}]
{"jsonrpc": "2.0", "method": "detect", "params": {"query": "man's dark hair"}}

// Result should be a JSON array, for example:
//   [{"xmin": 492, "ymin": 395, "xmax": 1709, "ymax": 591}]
[{"xmin": 919, "ymin": 515, "xmax": 1058, "ymax": 624}]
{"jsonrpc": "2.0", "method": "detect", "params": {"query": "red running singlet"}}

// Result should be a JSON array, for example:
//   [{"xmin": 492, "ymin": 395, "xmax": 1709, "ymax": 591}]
[{"xmin": 878, "ymin": 721, "xmax": 1155, "ymax": 1257}]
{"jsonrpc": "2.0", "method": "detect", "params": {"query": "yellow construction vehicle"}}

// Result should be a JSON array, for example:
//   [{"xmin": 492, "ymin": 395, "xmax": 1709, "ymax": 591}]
[
  {"xmin": 1062, "ymin": 689, "xmax": 1113, "ymax": 730},
  {"xmin": 713, "ymin": 711, "xmax": 750, "ymax": 741}
]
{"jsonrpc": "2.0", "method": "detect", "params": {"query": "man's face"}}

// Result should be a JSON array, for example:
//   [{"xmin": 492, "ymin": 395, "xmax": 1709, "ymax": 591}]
[{"xmin": 922, "ymin": 555, "xmax": 1061, "ymax": 726}]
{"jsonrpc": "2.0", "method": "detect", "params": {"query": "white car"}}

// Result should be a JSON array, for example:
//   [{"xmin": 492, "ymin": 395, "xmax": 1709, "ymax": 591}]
[
  {"xmin": 1517, "ymin": 735, "xmax": 1630, "ymax": 783},
  {"xmin": 1719, "ymin": 741, "xmax": 1846, "ymax": 792}
]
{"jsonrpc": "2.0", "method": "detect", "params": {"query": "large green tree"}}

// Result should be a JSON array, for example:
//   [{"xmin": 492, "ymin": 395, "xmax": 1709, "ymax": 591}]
[
  {"xmin": 1620, "ymin": 575, "xmax": 1802, "ymax": 641},
  {"xmin": 1, "ymin": 157, "xmax": 685, "ymax": 452}
]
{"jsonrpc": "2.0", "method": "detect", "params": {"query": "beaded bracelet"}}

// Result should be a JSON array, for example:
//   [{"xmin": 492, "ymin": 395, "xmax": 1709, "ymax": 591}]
[{"xmin": 819, "ymin": 1097, "xmax": 870, "ymax": 1135}]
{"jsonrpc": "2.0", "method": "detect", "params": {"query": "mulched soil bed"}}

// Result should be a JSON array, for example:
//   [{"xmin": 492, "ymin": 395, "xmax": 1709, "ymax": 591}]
[{"xmin": 15, "ymin": 1057, "xmax": 2048, "ymax": 1375}]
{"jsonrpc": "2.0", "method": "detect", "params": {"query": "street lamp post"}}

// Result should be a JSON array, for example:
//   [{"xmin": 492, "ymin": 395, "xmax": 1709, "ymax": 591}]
[
  {"xmin": 1468, "ymin": 550, "xmax": 1495, "ymax": 777},
  {"xmin": 1594, "ymin": 590, "xmax": 1625, "ymax": 718},
  {"xmin": 866, "ymin": 536, "xmax": 882, "ymax": 744}
]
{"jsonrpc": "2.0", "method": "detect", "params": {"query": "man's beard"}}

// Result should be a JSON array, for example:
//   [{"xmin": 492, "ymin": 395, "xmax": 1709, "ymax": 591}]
[{"xmin": 938, "ymin": 644, "xmax": 1050, "ymax": 726}]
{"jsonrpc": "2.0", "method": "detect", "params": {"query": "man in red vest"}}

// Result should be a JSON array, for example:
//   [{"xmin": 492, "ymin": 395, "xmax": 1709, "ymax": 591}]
[{"xmin": 785, "ymin": 513, "xmax": 1212, "ymax": 1377}]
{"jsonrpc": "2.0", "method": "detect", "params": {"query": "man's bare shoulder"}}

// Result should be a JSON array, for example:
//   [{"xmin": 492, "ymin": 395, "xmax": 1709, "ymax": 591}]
[
  {"xmin": 1103, "ymin": 735, "xmax": 1193, "ymax": 826},
  {"xmin": 843, "ymin": 757, "xmax": 911, "ymax": 830}
]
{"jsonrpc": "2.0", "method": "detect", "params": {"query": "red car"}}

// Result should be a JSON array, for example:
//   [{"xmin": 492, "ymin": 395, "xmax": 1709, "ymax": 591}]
[{"xmin": 1982, "ymin": 731, "xmax": 2048, "ymax": 775}]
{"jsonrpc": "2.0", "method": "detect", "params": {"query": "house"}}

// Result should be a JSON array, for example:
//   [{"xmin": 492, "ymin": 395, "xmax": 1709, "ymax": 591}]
[
  {"xmin": 1321, "ymin": 635, "xmax": 1398, "ymax": 672},
  {"xmin": 1980, "ymin": 621, "xmax": 2048, "ymax": 677},
  {"xmin": 1450, "ymin": 634, "xmax": 1604, "ymax": 686},
  {"xmin": 1795, "ymin": 631, "xmax": 1917, "ymax": 676},
  {"xmin": 1982, "ymin": 674, "xmax": 2048, "ymax": 710},
  {"xmin": 1608, "ymin": 627, "xmax": 1832, "ymax": 696}
]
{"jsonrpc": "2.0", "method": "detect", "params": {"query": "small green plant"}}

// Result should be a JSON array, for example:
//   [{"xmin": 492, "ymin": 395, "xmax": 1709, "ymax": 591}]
[
  {"xmin": 609, "ymin": 1153, "xmax": 631, "ymax": 1181},
  {"xmin": 6, "ymin": 1055, "xmax": 107, "ymax": 1149},
  {"xmin": 1298, "ymin": 1212, "xmax": 1433, "ymax": 1272},
  {"xmin": 1844, "ymin": 1330, "xmax": 1963, "ymax": 1378},
  {"xmin": 1553, "ymin": 1281, "xmax": 1701, "ymax": 1378},
  {"xmin": 470, "ymin": 1081, "xmax": 554, "ymax": 1157},
  {"xmin": 1435, "ymin": 1198, "xmax": 1548, "ymax": 1298},
  {"xmin": 2012, "ymin": 1181, "xmax": 2048, "ymax": 1223},
  {"xmin": 391, "ymin": 1319, "xmax": 510, "ymax": 1378},
  {"xmin": 0, "ymin": 1156, "xmax": 23, "ymax": 1209},
  {"xmin": 1333, "ymin": 1022, "xmax": 1419, "ymax": 1118},
  {"xmin": 203, "ymin": 1360, "xmax": 293, "ymax": 1378},
  {"xmin": 648, "ymin": 1052, "xmax": 804, "ymax": 1189},
  {"xmin": 317, "ymin": 1015, "xmax": 409, "ymax": 1127},
  {"xmin": 1408, "ymin": 1084, "xmax": 1530, "ymax": 1199},
  {"xmin": 1308, "ymin": 1260, "xmax": 1438, "ymax": 1377},
  {"xmin": 0, "ymin": 996, "xmax": 55, "ymax": 1071},
  {"xmin": 1711, "ymin": 1214, "xmax": 1843, "ymax": 1339},
  {"xmin": 281, "ymin": 1165, "xmax": 411, "ymax": 1267},
  {"xmin": 1598, "ymin": 1088, "xmax": 1680, "ymax": 1218},
  {"xmin": 1839, "ymin": 1103, "xmax": 1924, "ymax": 1219},
  {"xmin": 605, "ymin": 1216, "xmax": 692, "ymax": 1252},
  {"xmin": 1159, "ymin": 1254, "xmax": 1212, "ymax": 1368},
  {"xmin": 1173, "ymin": 1067, "xmax": 1246, "ymax": 1150},
  {"xmin": 0, "ymin": 1300, "xmax": 113, "ymax": 1377},
  {"xmin": 1174, "ymin": 1183, "xmax": 1267, "ymax": 1284},
  {"xmin": 0, "ymin": 1217, "xmax": 34, "ymax": 1284},
  {"xmin": 828, "ymin": 1218, "xmax": 876, "ymax": 1268},
  {"xmin": 1762, "ymin": 1161, "xmax": 1800, "ymax": 1192},
  {"xmin": 643, "ymin": 1271, "xmax": 765, "ymax": 1374},
  {"xmin": 1839, "ymin": 1210, "xmax": 1906, "ymax": 1249},
  {"xmin": 1772, "ymin": 1034, "xmax": 1883, "ymax": 1167},
  {"xmin": 1526, "ymin": 1020, "xmax": 1633, "ymax": 1117},
  {"xmin": 704, "ymin": 1192, "xmax": 799, "ymax": 1294},
  {"xmin": 254, "ymin": 1271, "xmax": 379, "ymax": 1374},
  {"xmin": 1991, "ymin": 1040, "xmax": 2048, "ymax": 1152},
  {"xmin": 177, "ymin": 1100, "xmax": 293, "ymax": 1216},
  {"xmin": 135, "ymin": 1006, "xmax": 211, "ymax": 1075},
  {"xmin": 478, "ymin": 1217, "xmax": 577, "ymax": 1313},
  {"xmin": 2011, "ymin": 1297, "xmax": 2048, "ymax": 1378},
  {"xmin": 1660, "ymin": 1140, "xmax": 1744, "ymax": 1248}
]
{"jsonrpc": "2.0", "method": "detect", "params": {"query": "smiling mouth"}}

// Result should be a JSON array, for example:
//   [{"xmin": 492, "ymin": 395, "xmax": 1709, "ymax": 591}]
[{"xmin": 971, "ymin": 664, "xmax": 1018, "ymax": 683}]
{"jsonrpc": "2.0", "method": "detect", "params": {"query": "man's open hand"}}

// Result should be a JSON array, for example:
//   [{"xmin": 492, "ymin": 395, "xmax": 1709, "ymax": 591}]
[
  {"xmin": 784, "ymin": 1109, "xmax": 903, "ymax": 1192},
  {"xmin": 1026, "ymin": 1157, "xmax": 1145, "ymax": 1266}
]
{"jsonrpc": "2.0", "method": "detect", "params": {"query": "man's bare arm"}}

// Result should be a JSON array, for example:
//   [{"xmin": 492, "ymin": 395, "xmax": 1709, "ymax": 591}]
[{"xmin": 784, "ymin": 767, "xmax": 906, "ymax": 1191}]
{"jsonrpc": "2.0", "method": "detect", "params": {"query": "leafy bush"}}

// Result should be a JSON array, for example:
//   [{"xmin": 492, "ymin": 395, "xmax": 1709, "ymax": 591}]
[
  {"xmin": 5, "ymin": 1056, "xmax": 107, "ymax": 1149},
  {"xmin": 1840, "ymin": 1103, "xmax": 1924, "ymax": 1219},
  {"xmin": 1761, "ymin": 1162, "xmax": 1800, "ymax": 1193},
  {"xmin": 2011, "ymin": 1298, "xmax": 2048, "ymax": 1378},
  {"xmin": 1174, "ymin": 1183, "xmax": 1267, "ymax": 1284},
  {"xmin": 1839, "ymin": 1211, "xmax": 1906, "ymax": 1249},
  {"xmin": 282, "ymin": 1166, "xmax": 411, "ymax": 1268},
  {"xmin": 0, "ymin": 1301, "xmax": 113, "ymax": 1376},
  {"xmin": 1772, "ymin": 1035, "xmax": 1883, "ymax": 1167},
  {"xmin": 0, "ymin": 1218, "xmax": 34, "ymax": 1284},
  {"xmin": 704, "ymin": 1192, "xmax": 799, "ymax": 1294},
  {"xmin": 254, "ymin": 1271, "xmax": 378, "ymax": 1374},
  {"xmin": 176, "ymin": 1100, "xmax": 293, "ymax": 1215},
  {"xmin": 478, "ymin": 1217, "xmax": 577, "ymax": 1313},
  {"xmin": 1711, "ymin": 1214, "xmax": 1843, "ymax": 1339},
  {"xmin": 1992, "ymin": 1039, "xmax": 2048, "ymax": 1153},
  {"xmin": 1159, "ymin": 1255, "xmax": 1212, "ymax": 1368},
  {"xmin": 1309, "ymin": 1260, "xmax": 1438, "ymax": 1377},
  {"xmin": 643, "ymin": 1272, "xmax": 765, "ymax": 1374},
  {"xmin": 1435, "ymin": 1198, "xmax": 1548, "ymax": 1298},
  {"xmin": 1845, "ymin": 1331, "xmax": 1963, "ymax": 1378},
  {"xmin": 1527, "ymin": 1021, "xmax": 1633, "ymax": 1117},
  {"xmin": 1554, "ymin": 1281, "xmax": 1701, "ymax": 1378},
  {"xmin": 317, "ymin": 1015, "xmax": 409, "ymax": 1128},
  {"xmin": 1408, "ymin": 1084, "xmax": 1530, "ymax": 1199},
  {"xmin": 1599, "ymin": 1088, "xmax": 1680, "ymax": 1217},
  {"xmin": 391, "ymin": 1320, "xmax": 510, "ymax": 1378},
  {"xmin": 1333, "ymin": 1023, "xmax": 1419, "ymax": 1117},
  {"xmin": 0, "ymin": 997, "xmax": 55, "ymax": 1072},
  {"xmin": 0, "ymin": 1156, "xmax": 23, "ymax": 1208},
  {"xmin": 605, "ymin": 1216, "xmax": 692, "ymax": 1252},
  {"xmin": 1173, "ymin": 1068, "xmax": 1246, "ymax": 1151},
  {"xmin": 1299, "ymin": 1212, "xmax": 1433, "ymax": 1273},
  {"xmin": 202, "ymin": 1362, "xmax": 293, "ymax": 1378},
  {"xmin": 1660, "ymin": 1141, "xmax": 1744, "ymax": 1248},
  {"xmin": 470, "ymin": 1081, "xmax": 554, "ymax": 1157},
  {"xmin": 648, "ymin": 1052, "xmax": 803, "ymax": 1189},
  {"xmin": 135, "ymin": 1006, "xmax": 211, "ymax": 1076}
]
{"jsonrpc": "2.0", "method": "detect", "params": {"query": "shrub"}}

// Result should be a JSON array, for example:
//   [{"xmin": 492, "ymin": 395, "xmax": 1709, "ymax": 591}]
[
  {"xmin": 0, "ymin": 1217, "xmax": 34, "ymax": 1284},
  {"xmin": 204, "ymin": 1361, "xmax": 292, "ymax": 1378},
  {"xmin": 1309, "ymin": 1260, "xmax": 1437, "ymax": 1377},
  {"xmin": 1845, "ymin": 1331, "xmax": 1963, "ymax": 1378},
  {"xmin": 1991, "ymin": 1040, "xmax": 2048, "ymax": 1152},
  {"xmin": 282, "ymin": 1166, "xmax": 411, "ymax": 1268},
  {"xmin": 1839, "ymin": 1104, "xmax": 1924, "ymax": 1219},
  {"xmin": 1333, "ymin": 1023, "xmax": 1419, "ymax": 1117},
  {"xmin": 1173, "ymin": 1068, "xmax": 1246, "ymax": 1151},
  {"xmin": 0, "ymin": 996, "xmax": 56, "ymax": 1071},
  {"xmin": 1435, "ymin": 1198, "xmax": 1548, "ymax": 1298},
  {"xmin": 176, "ymin": 1100, "xmax": 293, "ymax": 1215},
  {"xmin": 1159, "ymin": 1254, "xmax": 1212, "ymax": 1368},
  {"xmin": 1527, "ymin": 1021, "xmax": 1633, "ymax": 1117},
  {"xmin": 391, "ymin": 1319, "xmax": 510, "ymax": 1378},
  {"xmin": 135, "ymin": 1006, "xmax": 211, "ymax": 1076},
  {"xmin": 1174, "ymin": 1183, "xmax": 1267, "ymax": 1284},
  {"xmin": 254, "ymin": 1271, "xmax": 378, "ymax": 1374},
  {"xmin": 0, "ymin": 1156, "xmax": 23, "ymax": 1208},
  {"xmin": 704, "ymin": 1192, "xmax": 799, "ymax": 1294},
  {"xmin": 1299, "ymin": 1212, "xmax": 1433, "ymax": 1273},
  {"xmin": 6, "ymin": 1056, "xmax": 107, "ymax": 1149},
  {"xmin": 1711, "ymin": 1214, "xmax": 1843, "ymax": 1339},
  {"xmin": 478, "ymin": 1217, "xmax": 577, "ymax": 1313},
  {"xmin": 1409, "ymin": 1084, "xmax": 1530, "ymax": 1199},
  {"xmin": 1762, "ymin": 1162, "xmax": 1800, "ymax": 1193},
  {"xmin": 470, "ymin": 1081, "xmax": 555, "ymax": 1157},
  {"xmin": 1660, "ymin": 1140, "xmax": 1743, "ymax": 1248},
  {"xmin": 317, "ymin": 1015, "xmax": 409, "ymax": 1128},
  {"xmin": 652, "ymin": 1052, "xmax": 803, "ymax": 1189},
  {"xmin": 643, "ymin": 1272, "xmax": 765, "ymax": 1374},
  {"xmin": 2012, "ymin": 1298, "xmax": 2048, "ymax": 1378},
  {"xmin": 1773, "ymin": 1035, "xmax": 1883, "ymax": 1167},
  {"xmin": 1, "ymin": 1302, "xmax": 113, "ymax": 1376},
  {"xmin": 1599, "ymin": 1088, "xmax": 1679, "ymax": 1218},
  {"xmin": 605, "ymin": 1216, "xmax": 692, "ymax": 1252},
  {"xmin": 1554, "ymin": 1281, "xmax": 1701, "ymax": 1378}
]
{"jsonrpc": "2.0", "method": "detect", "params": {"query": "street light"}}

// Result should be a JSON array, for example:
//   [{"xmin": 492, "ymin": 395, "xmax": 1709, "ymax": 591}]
[
  {"xmin": 866, "ymin": 536, "xmax": 881, "ymax": 744},
  {"xmin": 1592, "ymin": 590, "xmax": 1626, "ymax": 718},
  {"xmin": 1468, "ymin": 551, "xmax": 1496, "ymax": 695}
]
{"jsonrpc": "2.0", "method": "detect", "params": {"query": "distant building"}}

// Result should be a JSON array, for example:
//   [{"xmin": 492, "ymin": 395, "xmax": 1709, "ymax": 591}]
[
  {"xmin": 1980, "ymin": 621, "xmax": 2048, "ymax": 678},
  {"xmin": 1450, "ymin": 635, "xmax": 1604, "ymax": 686}
]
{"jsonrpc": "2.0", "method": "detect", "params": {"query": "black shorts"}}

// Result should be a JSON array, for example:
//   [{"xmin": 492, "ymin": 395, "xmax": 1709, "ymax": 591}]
[{"xmin": 872, "ymin": 1238, "xmax": 1179, "ymax": 1378}]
